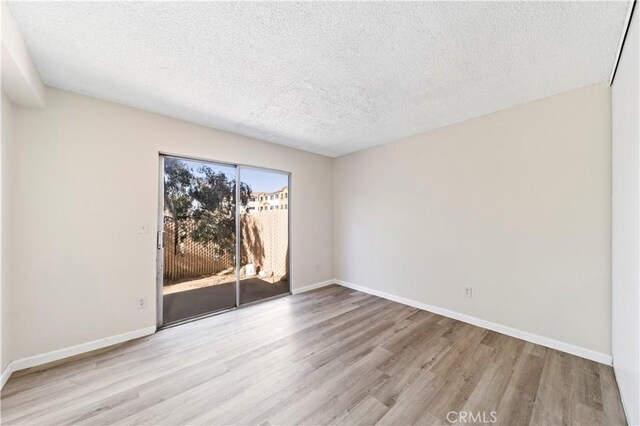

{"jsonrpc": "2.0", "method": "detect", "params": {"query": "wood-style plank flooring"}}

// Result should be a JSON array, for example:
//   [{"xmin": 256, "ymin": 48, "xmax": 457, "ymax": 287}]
[{"xmin": 0, "ymin": 285, "xmax": 627, "ymax": 425}]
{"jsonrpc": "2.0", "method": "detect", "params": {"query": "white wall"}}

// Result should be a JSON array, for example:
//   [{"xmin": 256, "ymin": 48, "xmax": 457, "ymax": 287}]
[
  {"xmin": 335, "ymin": 83, "xmax": 612, "ymax": 359},
  {"xmin": 612, "ymin": 5, "xmax": 640, "ymax": 424},
  {"xmin": 1, "ymin": 2, "xmax": 43, "ymax": 383},
  {"xmin": 1, "ymin": 2, "xmax": 45, "ymax": 108},
  {"xmin": 11, "ymin": 87, "xmax": 333, "ymax": 360},
  {"xmin": 1, "ymin": 93, "xmax": 14, "ymax": 373}
]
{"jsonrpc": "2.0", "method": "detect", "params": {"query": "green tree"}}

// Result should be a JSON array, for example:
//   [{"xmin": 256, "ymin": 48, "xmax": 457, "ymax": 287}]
[
  {"xmin": 163, "ymin": 159, "xmax": 251, "ymax": 257},
  {"xmin": 164, "ymin": 158, "xmax": 194, "ymax": 220}
]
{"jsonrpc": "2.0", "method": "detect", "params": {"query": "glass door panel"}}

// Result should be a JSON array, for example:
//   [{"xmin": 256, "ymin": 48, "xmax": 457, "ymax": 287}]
[
  {"xmin": 161, "ymin": 156, "xmax": 237, "ymax": 325},
  {"xmin": 238, "ymin": 167, "xmax": 290, "ymax": 305}
]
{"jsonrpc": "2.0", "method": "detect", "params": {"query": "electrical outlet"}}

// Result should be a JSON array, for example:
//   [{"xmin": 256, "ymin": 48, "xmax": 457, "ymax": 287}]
[
  {"xmin": 464, "ymin": 287, "xmax": 473, "ymax": 298},
  {"xmin": 136, "ymin": 297, "xmax": 147, "ymax": 309}
]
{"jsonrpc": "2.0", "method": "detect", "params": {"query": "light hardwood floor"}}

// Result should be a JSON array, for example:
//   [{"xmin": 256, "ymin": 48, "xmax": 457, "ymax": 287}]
[{"xmin": 0, "ymin": 285, "xmax": 627, "ymax": 425}]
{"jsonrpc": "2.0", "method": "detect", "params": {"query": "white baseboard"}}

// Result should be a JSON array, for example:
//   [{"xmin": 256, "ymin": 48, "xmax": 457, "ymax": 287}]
[
  {"xmin": 1, "ymin": 283, "xmax": 332, "ymax": 389},
  {"xmin": 1, "ymin": 362, "xmax": 15, "ymax": 389},
  {"xmin": 336, "ymin": 280, "xmax": 612, "ymax": 366},
  {"xmin": 291, "ymin": 279, "xmax": 336, "ymax": 294},
  {"xmin": 0, "ymin": 280, "xmax": 613, "ymax": 391},
  {"xmin": 1, "ymin": 326, "xmax": 156, "ymax": 389}
]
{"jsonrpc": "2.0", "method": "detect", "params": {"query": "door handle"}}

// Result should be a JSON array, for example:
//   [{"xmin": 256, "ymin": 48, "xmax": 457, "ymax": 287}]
[{"xmin": 157, "ymin": 231, "xmax": 164, "ymax": 250}]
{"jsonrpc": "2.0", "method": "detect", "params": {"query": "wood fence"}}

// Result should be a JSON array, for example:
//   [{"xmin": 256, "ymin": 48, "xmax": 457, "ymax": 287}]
[{"xmin": 163, "ymin": 210, "xmax": 288, "ymax": 283}]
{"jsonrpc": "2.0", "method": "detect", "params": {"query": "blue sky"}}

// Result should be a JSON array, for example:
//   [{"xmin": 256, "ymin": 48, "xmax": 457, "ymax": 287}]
[
  {"xmin": 171, "ymin": 158, "xmax": 287, "ymax": 194},
  {"xmin": 240, "ymin": 168, "xmax": 288, "ymax": 194}
]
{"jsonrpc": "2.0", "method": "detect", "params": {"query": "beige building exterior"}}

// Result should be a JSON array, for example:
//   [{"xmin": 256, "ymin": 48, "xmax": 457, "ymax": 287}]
[{"xmin": 247, "ymin": 186, "xmax": 288, "ymax": 214}]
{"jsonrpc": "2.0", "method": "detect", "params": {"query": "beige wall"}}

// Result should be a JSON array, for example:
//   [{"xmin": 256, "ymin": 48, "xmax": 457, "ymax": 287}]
[
  {"xmin": 612, "ymin": 5, "xmax": 639, "ymax": 424},
  {"xmin": 11, "ymin": 88, "xmax": 333, "ymax": 359},
  {"xmin": 1, "ymin": 93, "xmax": 13, "ymax": 371},
  {"xmin": 6, "ymin": 81, "xmax": 616, "ymax": 367},
  {"xmin": 334, "ymin": 83, "xmax": 612, "ymax": 356}
]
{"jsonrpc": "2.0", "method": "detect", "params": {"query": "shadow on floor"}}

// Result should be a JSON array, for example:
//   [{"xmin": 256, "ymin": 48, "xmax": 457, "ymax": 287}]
[{"xmin": 162, "ymin": 277, "xmax": 289, "ymax": 325}]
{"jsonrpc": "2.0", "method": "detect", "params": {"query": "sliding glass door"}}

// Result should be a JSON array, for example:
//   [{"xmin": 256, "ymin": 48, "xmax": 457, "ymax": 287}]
[
  {"xmin": 157, "ymin": 156, "xmax": 290, "ymax": 326},
  {"xmin": 238, "ymin": 167, "xmax": 290, "ymax": 305},
  {"xmin": 160, "ymin": 156, "xmax": 238, "ymax": 325}
]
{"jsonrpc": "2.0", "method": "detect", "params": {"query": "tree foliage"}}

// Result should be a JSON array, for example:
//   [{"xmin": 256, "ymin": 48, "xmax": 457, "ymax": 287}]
[
  {"xmin": 164, "ymin": 158, "xmax": 251, "ymax": 257},
  {"xmin": 164, "ymin": 159, "xmax": 193, "ymax": 219}
]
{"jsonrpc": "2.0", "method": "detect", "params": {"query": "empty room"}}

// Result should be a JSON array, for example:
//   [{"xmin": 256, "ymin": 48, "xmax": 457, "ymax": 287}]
[{"xmin": 0, "ymin": 1, "xmax": 639, "ymax": 425}]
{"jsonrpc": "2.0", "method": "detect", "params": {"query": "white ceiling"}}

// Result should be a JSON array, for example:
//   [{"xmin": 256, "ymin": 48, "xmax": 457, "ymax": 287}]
[{"xmin": 8, "ymin": 1, "xmax": 631, "ymax": 157}]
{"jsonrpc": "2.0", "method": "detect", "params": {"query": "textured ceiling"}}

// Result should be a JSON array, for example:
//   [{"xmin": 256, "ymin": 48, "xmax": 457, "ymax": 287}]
[{"xmin": 8, "ymin": 1, "xmax": 631, "ymax": 157}]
